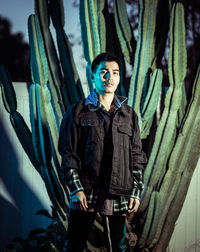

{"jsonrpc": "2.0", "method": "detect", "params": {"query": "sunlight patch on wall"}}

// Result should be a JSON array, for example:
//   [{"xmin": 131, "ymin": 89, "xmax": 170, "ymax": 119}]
[{"xmin": 0, "ymin": 178, "xmax": 18, "ymax": 209}]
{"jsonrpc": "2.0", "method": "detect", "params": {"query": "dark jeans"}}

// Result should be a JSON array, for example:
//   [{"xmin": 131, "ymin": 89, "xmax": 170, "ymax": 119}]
[{"xmin": 63, "ymin": 208, "xmax": 126, "ymax": 252}]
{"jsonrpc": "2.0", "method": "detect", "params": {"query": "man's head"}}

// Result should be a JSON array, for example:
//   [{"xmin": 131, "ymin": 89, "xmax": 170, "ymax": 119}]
[{"xmin": 91, "ymin": 52, "xmax": 121, "ymax": 95}]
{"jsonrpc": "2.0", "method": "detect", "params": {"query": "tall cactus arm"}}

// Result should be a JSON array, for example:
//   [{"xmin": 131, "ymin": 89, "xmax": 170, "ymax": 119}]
[
  {"xmin": 168, "ymin": 3, "xmax": 187, "ymax": 88},
  {"xmin": 168, "ymin": 1, "xmax": 187, "ymax": 128},
  {"xmin": 114, "ymin": 0, "xmax": 134, "ymax": 64},
  {"xmin": 28, "ymin": 14, "xmax": 61, "ymax": 153},
  {"xmin": 50, "ymin": 0, "xmax": 85, "ymax": 104},
  {"xmin": 141, "ymin": 69, "xmax": 163, "ymax": 121},
  {"xmin": 0, "ymin": 66, "xmax": 40, "ymax": 172},
  {"xmin": 128, "ymin": 0, "xmax": 158, "ymax": 114},
  {"xmin": 139, "ymin": 191, "xmax": 160, "ymax": 248},
  {"xmin": 145, "ymin": 192, "xmax": 160, "ymax": 247},
  {"xmin": 0, "ymin": 66, "xmax": 66, "ymax": 217},
  {"xmin": 29, "ymin": 84, "xmax": 46, "ymax": 166},
  {"xmin": 139, "ymin": 191, "xmax": 156, "ymax": 248},
  {"xmin": 28, "ymin": 13, "xmax": 69, "ymax": 220},
  {"xmin": 140, "ymin": 69, "xmax": 163, "ymax": 139},
  {"xmin": 141, "ymin": 3, "xmax": 187, "ymax": 212},
  {"xmin": 28, "ymin": 15, "xmax": 48, "ymax": 87},
  {"xmin": 39, "ymin": 84, "xmax": 69, "ymax": 211},
  {"xmin": 0, "ymin": 66, "xmax": 16, "ymax": 114},
  {"xmin": 80, "ymin": 0, "xmax": 104, "ymax": 62},
  {"xmin": 148, "ymin": 64, "xmax": 200, "ymax": 250},
  {"xmin": 34, "ymin": 0, "xmax": 66, "ymax": 116},
  {"xmin": 29, "ymin": 84, "xmax": 68, "ymax": 221},
  {"xmin": 176, "ymin": 85, "xmax": 187, "ymax": 129},
  {"xmin": 88, "ymin": 0, "xmax": 101, "ymax": 55},
  {"xmin": 97, "ymin": 0, "xmax": 106, "ymax": 53}
]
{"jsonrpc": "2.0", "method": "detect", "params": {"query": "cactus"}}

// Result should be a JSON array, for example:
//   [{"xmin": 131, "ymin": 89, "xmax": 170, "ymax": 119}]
[
  {"xmin": 1, "ymin": 0, "xmax": 200, "ymax": 251},
  {"xmin": 0, "ymin": 66, "xmax": 40, "ymax": 171},
  {"xmin": 127, "ymin": 0, "xmax": 158, "ymax": 114},
  {"xmin": 141, "ymin": 2, "xmax": 187, "ymax": 208},
  {"xmin": 140, "ymin": 68, "xmax": 163, "ymax": 138},
  {"xmin": 139, "ymin": 191, "xmax": 160, "ymax": 248},
  {"xmin": 113, "ymin": 0, "xmax": 134, "ymax": 64},
  {"xmin": 34, "ymin": 0, "xmax": 67, "ymax": 114},
  {"xmin": 116, "ymin": 0, "xmax": 162, "ymax": 135},
  {"xmin": 28, "ymin": 14, "xmax": 68, "ymax": 227},
  {"xmin": 49, "ymin": 0, "xmax": 85, "ymax": 104},
  {"xmin": 150, "ymin": 63, "xmax": 200, "ymax": 251}
]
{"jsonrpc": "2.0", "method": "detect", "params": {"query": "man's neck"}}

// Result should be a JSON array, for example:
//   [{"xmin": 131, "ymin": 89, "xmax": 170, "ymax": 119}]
[{"xmin": 98, "ymin": 93, "xmax": 115, "ymax": 111}]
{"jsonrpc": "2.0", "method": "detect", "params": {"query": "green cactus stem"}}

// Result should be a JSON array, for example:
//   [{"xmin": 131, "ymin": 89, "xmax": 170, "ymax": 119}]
[
  {"xmin": 49, "ymin": 0, "xmax": 85, "ymax": 104},
  {"xmin": 139, "ymin": 191, "xmax": 160, "ymax": 248},
  {"xmin": 149, "ymin": 63, "xmax": 200, "ymax": 250},
  {"xmin": 28, "ymin": 14, "xmax": 68, "ymax": 222},
  {"xmin": 140, "ymin": 68, "xmax": 163, "ymax": 138},
  {"xmin": 34, "ymin": 0, "xmax": 66, "ymax": 117},
  {"xmin": 0, "ymin": 66, "xmax": 40, "ymax": 171},
  {"xmin": 141, "ymin": 3, "xmax": 187, "ymax": 213},
  {"xmin": 128, "ymin": 0, "xmax": 158, "ymax": 114},
  {"xmin": 114, "ymin": 0, "xmax": 134, "ymax": 64}
]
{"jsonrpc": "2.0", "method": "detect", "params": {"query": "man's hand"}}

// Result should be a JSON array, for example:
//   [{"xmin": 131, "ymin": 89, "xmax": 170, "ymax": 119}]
[
  {"xmin": 128, "ymin": 197, "xmax": 140, "ymax": 213},
  {"xmin": 71, "ymin": 191, "xmax": 88, "ymax": 211}
]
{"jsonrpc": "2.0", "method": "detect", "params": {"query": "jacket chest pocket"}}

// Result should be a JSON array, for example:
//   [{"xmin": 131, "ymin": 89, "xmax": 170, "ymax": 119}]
[
  {"xmin": 117, "ymin": 125, "xmax": 132, "ymax": 148},
  {"xmin": 80, "ymin": 119, "xmax": 103, "ymax": 142}
]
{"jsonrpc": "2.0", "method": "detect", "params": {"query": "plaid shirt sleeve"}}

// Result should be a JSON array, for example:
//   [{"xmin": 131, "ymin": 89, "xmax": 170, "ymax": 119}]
[
  {"xmin": 65, "ymin": 169, "xmax": 84, "ymax": 196},
  {"xmin": 130, "ymin": 169, "xmax": 144, "ymax": 199}
]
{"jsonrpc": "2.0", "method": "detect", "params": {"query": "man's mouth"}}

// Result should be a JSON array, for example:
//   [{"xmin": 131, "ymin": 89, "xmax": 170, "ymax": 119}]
[{"xmin": 104, "ymin": 82, "xmax": 113, "ymax": 87}]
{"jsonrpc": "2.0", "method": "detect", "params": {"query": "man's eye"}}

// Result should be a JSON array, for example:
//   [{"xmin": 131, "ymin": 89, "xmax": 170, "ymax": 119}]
[{"xmin": 113, "ymin": 72, "xmax": 119, "ymax": 75}]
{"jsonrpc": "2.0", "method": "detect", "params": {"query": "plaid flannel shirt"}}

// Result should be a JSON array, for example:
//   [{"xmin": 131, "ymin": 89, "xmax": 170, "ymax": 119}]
[{"xmin": 65, "ymin": 90, "xmax": 144, "ymax": 212}]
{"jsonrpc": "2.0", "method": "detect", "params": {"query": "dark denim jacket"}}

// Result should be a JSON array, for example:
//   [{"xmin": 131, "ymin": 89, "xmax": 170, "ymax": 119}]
[{"xmin": 58, "ymin": 97, "xmax": 146, "ymax": 196}]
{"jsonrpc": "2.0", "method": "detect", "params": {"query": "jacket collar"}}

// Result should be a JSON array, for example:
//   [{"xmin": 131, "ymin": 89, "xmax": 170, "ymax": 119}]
[{"xmin": 85, "ymin": 89, "xmax": 127, "ymax": 112}]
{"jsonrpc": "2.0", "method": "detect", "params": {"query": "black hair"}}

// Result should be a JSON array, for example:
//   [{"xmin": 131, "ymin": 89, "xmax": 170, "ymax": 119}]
[{"xmin": 91, "ymin": 52, "xmax": 120, "ymax": 73}]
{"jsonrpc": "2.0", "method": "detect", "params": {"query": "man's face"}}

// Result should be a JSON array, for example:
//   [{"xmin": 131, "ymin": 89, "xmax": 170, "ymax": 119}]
[{"xmin": 92, "ymin": 61, "xmax": 120, "ymax": 95}]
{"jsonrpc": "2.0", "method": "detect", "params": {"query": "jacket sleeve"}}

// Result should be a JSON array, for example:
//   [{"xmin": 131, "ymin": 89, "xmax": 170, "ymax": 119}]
[
  {"xmin": 130, "ymin": 111, "xmax": 147, "ymax": 200},
  {"xmin": 58, "ymin": 105, "xmax": 83, "ymax": 194}
]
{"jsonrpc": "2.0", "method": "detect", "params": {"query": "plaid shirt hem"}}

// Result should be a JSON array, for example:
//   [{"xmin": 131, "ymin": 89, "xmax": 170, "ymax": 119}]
[{"xmin": 66, "ymin": 169, "xmax": 143, "ymax": 212}]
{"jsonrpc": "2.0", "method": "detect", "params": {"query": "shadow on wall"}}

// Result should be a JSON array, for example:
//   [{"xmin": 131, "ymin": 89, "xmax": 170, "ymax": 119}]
[{"xmin": 0, "ymin": 119, "xmax": 51, "ymax": 249}]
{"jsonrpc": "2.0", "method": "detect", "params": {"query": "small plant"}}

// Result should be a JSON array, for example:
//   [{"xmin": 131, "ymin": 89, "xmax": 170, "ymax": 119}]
[{"xmin": 4, "ymin": 208, "xmax": 67, "ymax": 252}]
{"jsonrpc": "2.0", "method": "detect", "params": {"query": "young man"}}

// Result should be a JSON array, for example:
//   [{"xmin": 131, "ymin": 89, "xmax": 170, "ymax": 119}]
[{"xmin": 58, "ymin": 53, "xmax": 147, "ymax": 252}]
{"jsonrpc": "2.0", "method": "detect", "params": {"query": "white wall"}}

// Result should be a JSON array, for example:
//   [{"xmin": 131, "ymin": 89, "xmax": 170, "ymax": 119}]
[
  {"xmin": 0, "ymin": 82, "xmax": 51, "ymax": 249},
  {"xmin": 168, "ymin": 158, "xmax": 200, "ymax": 252}
]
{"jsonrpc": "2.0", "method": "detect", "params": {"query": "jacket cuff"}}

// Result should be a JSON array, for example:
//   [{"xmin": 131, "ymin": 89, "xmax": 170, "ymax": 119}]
[
  {"xmin": 130, "ymin": 187, "xmax": 142, "ymax": 200},
  {"xmin": 63, "ymin": 153, "xmax": 81, "ymax": 170}
]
